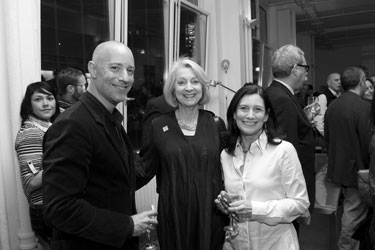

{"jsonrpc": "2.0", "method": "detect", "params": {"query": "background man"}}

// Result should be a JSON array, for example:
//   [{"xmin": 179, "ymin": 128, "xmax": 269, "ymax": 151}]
[
  {"xmin": 325, "ymin": 66, "xmax": 371, "ymax": 250},
  {"xmin": 266, "ymin": 44, "xmax": 315, "ymax": 227},
  {"xmin": 57, "ymin": 67, "xmax": 87, "ymax": 112},
  {"xmin": 43, "ymin": 41, "xmax": 157, "ymax": 250},
  {"xmin": 313, "ymin": 72, "xmax": 341, "ymax": 136}
]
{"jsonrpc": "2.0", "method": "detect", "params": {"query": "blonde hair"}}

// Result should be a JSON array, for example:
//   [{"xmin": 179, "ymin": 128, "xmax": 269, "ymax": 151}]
[{"xmin": 164, "ymin": 58, "xmax": 210, "ymax": 108}]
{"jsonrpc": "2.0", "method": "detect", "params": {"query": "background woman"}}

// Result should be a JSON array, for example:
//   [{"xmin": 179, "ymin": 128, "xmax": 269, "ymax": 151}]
[
  {"xmin": 215, "ymin": 84, "xmax": 309, "ymax": 250},
  {"xmin": 364, "ymin": 78, "xmax": 374, "ymax": 101},
  {"xmin": 15, "ymin": 81, "xmax": 59, "ymax": 248},
  {"xmin": 139, "ymin": 58, "xmax": 227, "ymax": 250}
]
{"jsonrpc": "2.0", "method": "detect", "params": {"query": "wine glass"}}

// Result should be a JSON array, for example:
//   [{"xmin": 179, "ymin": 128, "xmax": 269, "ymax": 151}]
[
  {"xmin": 144, "ymin": 205, "xmax": 157, "ymax": 250},
  {"xmin": 218, "ymin": 195, "xmax": 240, "ymax": 240}
]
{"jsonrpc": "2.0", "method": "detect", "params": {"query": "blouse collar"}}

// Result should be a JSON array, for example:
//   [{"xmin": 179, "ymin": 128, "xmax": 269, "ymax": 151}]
[
  {"xmin": 235, "ymin": 131, "xmax": 268, "ymax": 154},
  {"xmin": 232, "ymin": 131, "xmax": 268, "ymax": 173}
]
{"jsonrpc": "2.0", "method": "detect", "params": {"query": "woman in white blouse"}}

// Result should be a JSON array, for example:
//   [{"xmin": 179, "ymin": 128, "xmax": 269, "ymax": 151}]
[{"xmin": 215, "ymin": 83, "xmax": 310, "ymax": 250}]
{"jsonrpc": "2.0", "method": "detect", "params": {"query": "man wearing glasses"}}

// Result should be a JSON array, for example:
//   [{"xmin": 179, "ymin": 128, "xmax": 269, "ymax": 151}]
[
  {"xmin": 57, "ymin": 67, "xmax": 87, "ymax": 112},
  {"xmin": 266, "ymin": 44, "xmax": 315, "ymax": 231}
]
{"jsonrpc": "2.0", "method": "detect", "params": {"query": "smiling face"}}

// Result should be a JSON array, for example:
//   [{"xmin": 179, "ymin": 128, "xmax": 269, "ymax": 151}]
[
  {"xmin": 88, "ymin": 42, "xmax": 135, "ymax": 109},
  {"xmin": 174, "ymin": 67, "xmax": 202, "ymax": 108},
  {"xmin": 31, "ymin": 90, "xmax": 56, "ymax": 122},
  {"xmin": 234, "ymin": 93, "xmax": 269, "ymax": 139},
  {"xmin": 364, "ymin": 79, "xmax": 374, "ymax": 100}
]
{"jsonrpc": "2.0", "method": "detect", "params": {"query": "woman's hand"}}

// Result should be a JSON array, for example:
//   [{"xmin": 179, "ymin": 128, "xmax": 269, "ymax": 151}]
[
  {"xmin": 214, "ymin": 191, "xmax": 229, "ymax": 214},
  {"xmin": 227, "ymin": 199, "xmax": 252, "ymax": 221}
]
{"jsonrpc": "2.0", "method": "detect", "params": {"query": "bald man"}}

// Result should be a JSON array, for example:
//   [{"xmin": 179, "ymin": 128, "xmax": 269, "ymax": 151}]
[
  {"xmin": 43, "ymin": 41, "xmax": 157, "ymax": 250},
  {"xmin": 313, "ymin": 73, "xmax": 341, "ymax": 136}
]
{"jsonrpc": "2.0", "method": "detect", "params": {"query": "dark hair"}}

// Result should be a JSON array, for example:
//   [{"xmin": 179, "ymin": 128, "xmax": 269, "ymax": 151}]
[
  {"xmin": 357, "ymin": 65, "xmax": 369, "ymax": 78},
  {"xmin": 20, "ymin": 81, "xmax": 60, "ymax": 125},
  {"xmin": 57, "ymin": 68, "xmax": 85, "ymax": 95},
  {"xmin": 340, "ymin": 66, "xmax": 365, "ymax": 91},
  {"xmin": 226, "ymin": 83, "xmax": 281, "ymax": 155}
]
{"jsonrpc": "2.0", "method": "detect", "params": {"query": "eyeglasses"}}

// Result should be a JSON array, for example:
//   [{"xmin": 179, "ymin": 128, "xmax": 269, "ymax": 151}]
[
  {"xmin": 75, "ymin": 84, "xmax": 86, "ymax": 89},
  {"xmin": 293, "ymin": 64, "xmax": 310, "ymax": 73}
]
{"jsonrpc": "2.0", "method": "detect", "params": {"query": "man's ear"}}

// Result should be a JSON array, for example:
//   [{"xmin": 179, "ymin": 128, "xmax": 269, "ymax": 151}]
[
  {"xmin": 67, "ymin": 85, "xmax": 75, "ymax": 94},
  {"xmin": 88, "ymin": 61, "xmax": 96, "ymax": 79}
]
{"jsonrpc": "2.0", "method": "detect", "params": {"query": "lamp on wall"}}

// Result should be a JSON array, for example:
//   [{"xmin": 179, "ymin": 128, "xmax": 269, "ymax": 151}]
[{"xmin": 210, "ymin": 59, "xmax": 236, "ymax": 93}]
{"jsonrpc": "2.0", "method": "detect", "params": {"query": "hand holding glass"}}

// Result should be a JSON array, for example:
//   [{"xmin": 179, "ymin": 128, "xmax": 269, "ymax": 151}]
[
  {"xmin": 144, "ymin": 205, "xmax": 157, "ymax": 250},
  {"xmin": 218, "ymin": 193, "xmax": 240, "ymax": 240}
]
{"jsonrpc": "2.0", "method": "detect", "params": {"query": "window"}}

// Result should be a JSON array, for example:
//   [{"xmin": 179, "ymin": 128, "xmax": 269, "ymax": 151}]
[
  {"xmin": 41, "ymin": 0, "xmax": 209, "ymax": 151},
  {"xmin": 177, "ymin": 1, "xmax": 208, "ymax": 69},
  {"xmin": 41, "ymin": 0, "xmax": 114, "ymax": 73},
  {"xmin": 127, "ymin": 0, "xmax": 208, "ymax": 150}
]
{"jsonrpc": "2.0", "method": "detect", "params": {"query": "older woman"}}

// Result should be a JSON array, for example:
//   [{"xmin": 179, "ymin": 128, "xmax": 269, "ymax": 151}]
[
  {"xmin": 139, "ymin": 58, "xmax": 227, "ymax": 250},
  {"xmin": 15, "ymin": 81, "xmax": 60, "ymax": 248},
  {"xmin": 215, "ymin": 84, "xmax": 309, "ymax": 250}
]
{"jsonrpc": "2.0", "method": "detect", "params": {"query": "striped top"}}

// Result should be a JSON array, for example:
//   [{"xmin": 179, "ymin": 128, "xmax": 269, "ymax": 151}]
[{"xmin": 15, "ymin": 115, "xmax": 51, "ymax": 208}]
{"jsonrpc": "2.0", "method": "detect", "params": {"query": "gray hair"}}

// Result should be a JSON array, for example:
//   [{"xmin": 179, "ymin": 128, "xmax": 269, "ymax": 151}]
[{"xmin": 271, "ymin": 44, "xmax": 305, "ymax": 78}]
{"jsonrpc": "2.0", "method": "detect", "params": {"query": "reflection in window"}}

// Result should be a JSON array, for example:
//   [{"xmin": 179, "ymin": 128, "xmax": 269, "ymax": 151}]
[
  {"xmin": 127, "ymin": 0, "xmax": 166, "ymax": 150},
  {"xmin": 179, "ymin": 4, "xmax": 207, "ymax": 69},
  {"xmin": 252, "ymin": 38, "xmax": 261, "ymax": 85}
]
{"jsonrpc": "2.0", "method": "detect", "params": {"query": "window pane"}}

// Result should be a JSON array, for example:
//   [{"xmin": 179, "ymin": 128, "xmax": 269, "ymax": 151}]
[
  {"xmin": 127, "ymin": 0, "xmax": 166, "ymax": 151},
  {"xmin": 179, "ymin": 5, "xmax": 207, "ymax": 68},
  {"xmin": 41, "ymin": 0, "xmax": 112, "ymax": 72},
  {"xmin": 252, "ymin": 38, "xmax": 261, "ymax": 84}
]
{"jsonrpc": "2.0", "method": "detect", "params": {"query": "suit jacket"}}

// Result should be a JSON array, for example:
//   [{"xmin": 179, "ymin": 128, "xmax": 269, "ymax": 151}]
[
  {"xmin": 43, "ymin": 92, "xmax": 139, "ymax": 250},
  {"xmin": 266, "ymin": 80, "xmax": 316, "ymax": 211},
  {"xmin": 324, "ymin": 91, "xmax": 371, "ymax": 187},
  {"xmin": 320, "ymin": 86, "xmax": 338, "ymax": 107}
]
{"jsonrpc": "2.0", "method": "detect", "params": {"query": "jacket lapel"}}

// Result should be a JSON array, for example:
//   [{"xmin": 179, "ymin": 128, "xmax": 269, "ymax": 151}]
[{"xmin": 81, "ymin": 93, "xmax": 132, "ymax": 182}]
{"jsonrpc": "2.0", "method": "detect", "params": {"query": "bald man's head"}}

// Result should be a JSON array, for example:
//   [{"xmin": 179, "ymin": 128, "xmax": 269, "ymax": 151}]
[
  {"xmin": 87, "ymin": 41, "xmax": 135, "ymax": 111},
  {"xmin": 327, "ymin": 73, "xmax": 341, "ymax": 92}
]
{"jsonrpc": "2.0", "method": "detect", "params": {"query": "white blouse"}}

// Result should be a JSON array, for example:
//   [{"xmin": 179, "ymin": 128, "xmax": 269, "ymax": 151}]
[{"xmin": 221, "ymin": 132, "xmax": 310, "ymax": 250}]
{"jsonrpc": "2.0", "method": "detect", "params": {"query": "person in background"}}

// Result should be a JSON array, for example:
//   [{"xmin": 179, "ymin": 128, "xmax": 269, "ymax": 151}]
[
  {"xmin": 370, "ymin": 74, "xmax": 375, "ymax": 85},
  {"xmin": 313, "ymin": 72, "xmax": 341, "ymax": 136},
  {"xmin": 57, "ymin": 67, "xmax": 87, "ymax": 112},
  {"xmin": 368, "ymin": 80, "xmax": 375, "ymax": 248},
  {"xmin": 215, "ymin": 83, "xmax": 309, "ymax": 250},
  {"xmin": 15, "ymin": 81, "xmax": 60, "ymax": 249},
  {"xmin": 265, "ymin": 44, "xmax": 315, "ymax": 230},
  {"xmin": 364, "ymin": 78, "xmax": 374, "ymax": 102},
  {"xmin": 139, "ymin": 58, "xmax": 228, "ymax": 250},
  {"xmin": 325, "ymin": 66, "xmax": 371, "ymax": 250},
  {"xmin": 42, "ymin": 41, "xmax": 157, "ymax": 250}
]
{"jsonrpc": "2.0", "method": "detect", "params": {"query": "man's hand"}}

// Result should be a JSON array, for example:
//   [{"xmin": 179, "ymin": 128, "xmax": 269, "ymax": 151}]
[
  {"xmin": 296, "ymin": 210, "xmax": 311, "ymax": 225},
  {"xmin": 131, "ymin": 210, "xmax": 158, "ymax": 236}
]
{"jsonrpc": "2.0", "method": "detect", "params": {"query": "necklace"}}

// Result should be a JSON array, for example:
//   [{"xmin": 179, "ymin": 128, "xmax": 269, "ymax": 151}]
[{"xmin": 176, "ymin": 110, "xmax": 197, "ymax": 131}]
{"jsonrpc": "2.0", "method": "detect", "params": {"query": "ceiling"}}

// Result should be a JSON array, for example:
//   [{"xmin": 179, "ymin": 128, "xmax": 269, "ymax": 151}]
[{"xmin": 262, "ymin": 0, "xmax": 375, "ymax": 50}]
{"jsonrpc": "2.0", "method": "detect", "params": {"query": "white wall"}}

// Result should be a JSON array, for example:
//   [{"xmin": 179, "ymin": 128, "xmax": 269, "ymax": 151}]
[{"xmin": 1, "ymin": 0, "xmax": 41, "ymax": 249}]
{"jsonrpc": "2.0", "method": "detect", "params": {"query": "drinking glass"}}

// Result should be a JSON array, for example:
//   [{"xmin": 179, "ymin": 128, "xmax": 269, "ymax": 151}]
[
  {"xmin": 219, "ymin": 195, "xmax": 240, "ymax": 240},
  {"xmin": 144, "ymin": 205, "xmax": 157, "ymax": 250}
]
